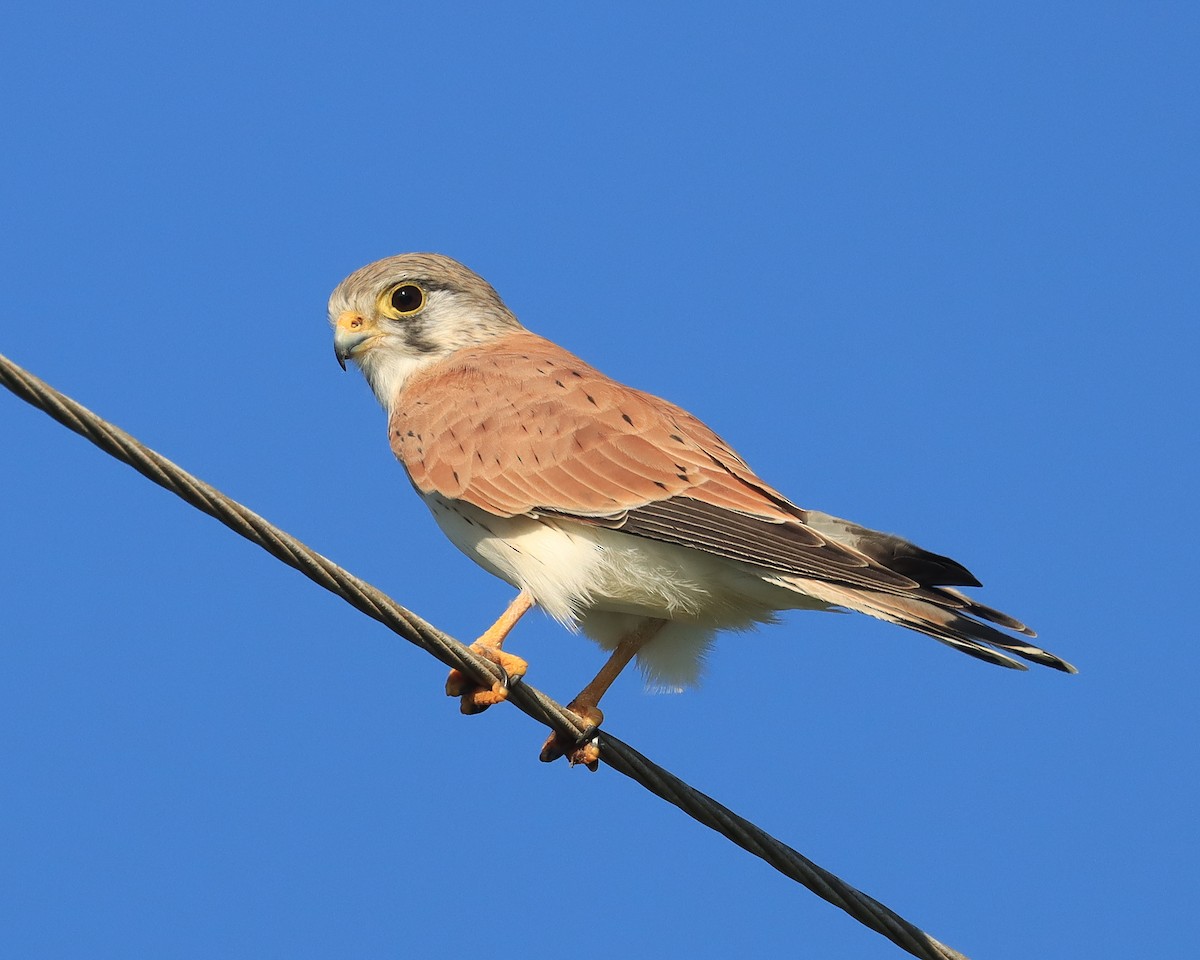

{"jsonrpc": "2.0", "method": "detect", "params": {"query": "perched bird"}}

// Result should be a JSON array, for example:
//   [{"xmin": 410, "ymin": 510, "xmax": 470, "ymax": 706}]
[{"xmin": 331, "ymin": 253, "xmax": 1074, "ymax": 767}]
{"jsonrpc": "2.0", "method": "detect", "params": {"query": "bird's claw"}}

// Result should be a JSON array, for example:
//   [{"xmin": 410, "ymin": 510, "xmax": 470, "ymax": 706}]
[
  {"xmin": 539, "ymin": 702, "xmax": 604, "ymax": 771},
  {"xmin": 445, "ymin": 643, "xmax": 528, "ymax": 715}
]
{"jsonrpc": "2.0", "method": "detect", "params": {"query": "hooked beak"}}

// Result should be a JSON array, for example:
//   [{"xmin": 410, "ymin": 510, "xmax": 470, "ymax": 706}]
[{"xmin": 333, "ymin": 311, "xmax": 376, "ymax": 371}]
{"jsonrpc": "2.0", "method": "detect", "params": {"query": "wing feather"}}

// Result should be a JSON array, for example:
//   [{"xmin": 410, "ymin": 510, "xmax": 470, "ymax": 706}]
[
  {"xmin": 389, "ymin": 331, "xmax": 1073, "ymax": 672},
  {"xmin": 393, "ymin": 333, "xmax": 926, "ymax": 597}
]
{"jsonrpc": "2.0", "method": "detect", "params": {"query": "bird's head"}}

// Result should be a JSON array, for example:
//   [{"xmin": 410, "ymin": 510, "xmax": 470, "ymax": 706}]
[{"xmin": 330, "ymin": 253, "xmax": 523, "ymax": 408}]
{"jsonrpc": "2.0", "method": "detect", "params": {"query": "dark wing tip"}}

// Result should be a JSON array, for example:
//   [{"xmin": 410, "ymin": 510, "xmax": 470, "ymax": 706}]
[
  {"xmin": 801, "ymin": 511, "xmax": 982, "ymax": 588},
  {"xmin": 1049, "ymin": 656, "xmax": 1079, "ymax": 675},
  {"xmin": 888, "ymin": 548, "xmax": 982, "ymax": 588}
]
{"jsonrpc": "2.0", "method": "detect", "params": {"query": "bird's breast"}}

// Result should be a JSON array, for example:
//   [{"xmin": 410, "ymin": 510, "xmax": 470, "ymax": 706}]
[
  {"xmin": 421, "ymin": 493, "xmax": 607, "ymax": 625},
  {"xmin": 419, "ymin": 493, "xmax": 805, "ymax": 630}
]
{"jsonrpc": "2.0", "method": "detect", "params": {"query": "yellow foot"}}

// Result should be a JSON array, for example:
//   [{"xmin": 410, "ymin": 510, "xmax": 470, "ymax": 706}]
[
  {"xmin": 445, "ymin": 644, "xmax": 528, "ymax": 715},
  {"xmin": 539, "ymin": 700, "xmax": 604, "ymax": 771}
]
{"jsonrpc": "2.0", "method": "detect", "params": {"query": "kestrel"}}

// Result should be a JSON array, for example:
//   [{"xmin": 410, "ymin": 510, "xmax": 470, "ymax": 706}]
[{"xmin": 331, "ymin": 253, "xmax": 1074, "ymax": 768}]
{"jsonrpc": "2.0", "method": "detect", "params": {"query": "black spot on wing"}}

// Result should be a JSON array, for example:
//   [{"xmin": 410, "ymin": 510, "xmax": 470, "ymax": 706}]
[
  {"xmin": 882, "ymin": 543, "xmax": 981, "ymax": 588},
  {"xmin": 803, "ymin": 511, "xmax": 982, "ymax": 588}
]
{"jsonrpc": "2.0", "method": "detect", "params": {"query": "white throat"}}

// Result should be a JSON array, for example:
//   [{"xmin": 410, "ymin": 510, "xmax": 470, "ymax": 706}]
[{"xmin": 355, "ymin": 348, "xmax": 441, "ymax": 412}]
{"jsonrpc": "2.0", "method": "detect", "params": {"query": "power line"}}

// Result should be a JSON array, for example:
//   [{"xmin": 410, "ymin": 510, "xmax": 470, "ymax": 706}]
[{"xmin": 1, "ymin": 351, "xmax": 969, "ymax": 960}]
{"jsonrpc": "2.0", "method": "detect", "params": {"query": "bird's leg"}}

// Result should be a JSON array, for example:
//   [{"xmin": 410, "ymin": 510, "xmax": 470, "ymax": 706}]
[
  {"xmin": 540, "ymin": 619, "xmax": 665, "ymax": 771},
  {"xmin": 446, "ymin": 588, "xmax": 533, "ymax": 714}
]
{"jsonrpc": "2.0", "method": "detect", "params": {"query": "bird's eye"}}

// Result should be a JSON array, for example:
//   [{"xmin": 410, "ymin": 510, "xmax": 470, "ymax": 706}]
[{"xmin": 381, "ymin": 283, "xmax": 425, "ymax": 318}]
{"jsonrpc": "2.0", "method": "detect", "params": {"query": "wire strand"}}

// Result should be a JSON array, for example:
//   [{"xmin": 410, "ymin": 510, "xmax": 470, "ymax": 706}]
[{"xmin": 1, "ymin": 351, "xmax": 968, "ymax": 960}]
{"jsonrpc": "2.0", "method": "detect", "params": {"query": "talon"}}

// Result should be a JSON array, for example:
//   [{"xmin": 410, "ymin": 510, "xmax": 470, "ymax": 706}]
[
  {"xmin": 573, "ymin": 737, "xmax": 601, "ymax": 771},
  {"xmin": 444, "ymin": 667, "xmax": 471, "ymax": 698},
  {"xmin": 445, "ymin": 643, "xmax": 528, "ymax": 715},
  {"xmin": 539, "ymin": 701, "xmax": 603, "ymax": 770},
  {"xmin": 538, "ymin": 735, "xmax": 565, "ymax": 764}
]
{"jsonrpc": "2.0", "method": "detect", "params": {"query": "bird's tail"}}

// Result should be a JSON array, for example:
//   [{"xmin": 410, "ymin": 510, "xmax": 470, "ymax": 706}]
[{"xmin": 783, "ymin": 577, "xmax": 1077, "ymax": 673}]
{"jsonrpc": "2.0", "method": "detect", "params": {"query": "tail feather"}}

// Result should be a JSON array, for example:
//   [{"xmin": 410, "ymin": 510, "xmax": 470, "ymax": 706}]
[
  {"xmin": 797, "ymin": 511, "xmax": 1074, "ymax": 665},
  {"xmin": 785, "ymin": 578, "xmax": 1077, "ymax": 674},
  {"xmin": 937, "ymin": 587, "xmax": 1037, "ymax": 637}
]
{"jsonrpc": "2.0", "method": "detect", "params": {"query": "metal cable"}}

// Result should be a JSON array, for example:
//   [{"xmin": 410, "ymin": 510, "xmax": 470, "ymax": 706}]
[{"xmin": 1, "ymin": 351, "xmax": 968, "ymax": 960}]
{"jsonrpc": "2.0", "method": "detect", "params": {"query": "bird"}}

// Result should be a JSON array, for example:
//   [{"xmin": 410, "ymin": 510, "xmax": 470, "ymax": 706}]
[{"xmin": 330, "ymin": 253, "xmax": 1075, "ymax": 768}]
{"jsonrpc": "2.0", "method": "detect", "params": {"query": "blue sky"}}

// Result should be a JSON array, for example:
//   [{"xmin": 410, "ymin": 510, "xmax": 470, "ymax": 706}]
[{"xmin": 1, "ymin": 3, "xmax": 1196, "ymax": 958}]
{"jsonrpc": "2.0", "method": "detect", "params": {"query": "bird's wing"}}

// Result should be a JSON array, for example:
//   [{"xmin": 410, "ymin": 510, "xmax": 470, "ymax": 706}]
[
  {"xmin": 390, "ymin": 333, "xmax": 905, "ymax": 584},
  {"xmin": 391, "ymin": 332, "xmax": 1074, "ymax": 672}
]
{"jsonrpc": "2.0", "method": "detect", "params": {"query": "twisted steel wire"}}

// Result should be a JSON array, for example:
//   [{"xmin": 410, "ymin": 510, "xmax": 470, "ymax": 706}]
[{"xmin": 1, "ymin": 351, "xmax": 968, "ymax": 960}]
